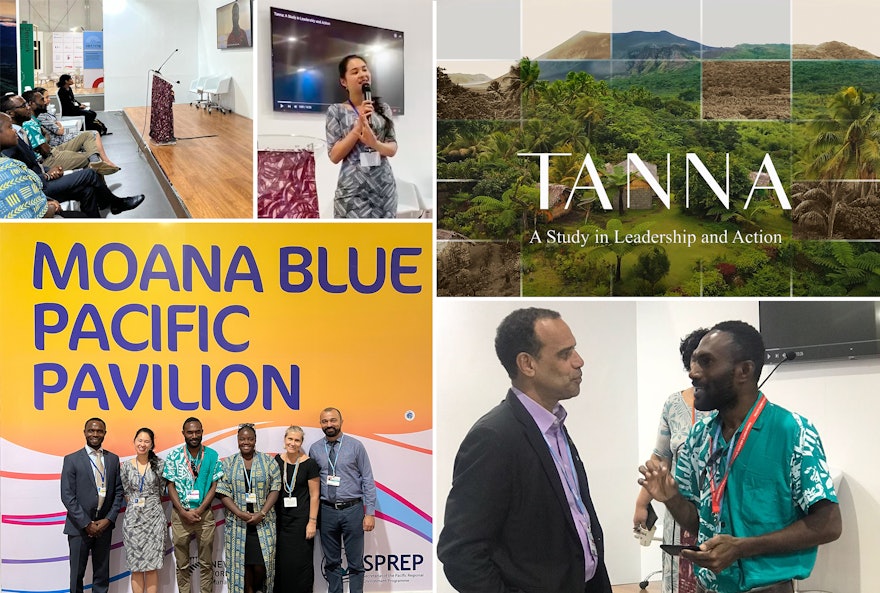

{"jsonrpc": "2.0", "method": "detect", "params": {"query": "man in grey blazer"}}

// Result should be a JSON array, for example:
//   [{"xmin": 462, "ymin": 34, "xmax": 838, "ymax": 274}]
[
  {"xmin": 438, "ymin": 308, "xmax": 612, "ymax": 593},
  {"xmin": 60, "ymin": 417, "xmax": 124, "ymax": 593}
]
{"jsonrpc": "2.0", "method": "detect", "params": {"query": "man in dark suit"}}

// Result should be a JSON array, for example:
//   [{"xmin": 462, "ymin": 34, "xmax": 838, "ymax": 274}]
[
  {"xmin": 60, "ymin": 417, "xmax": 124, "ymax": 593},
  {"xmin": 438, "ymin": 308, "xmax": 612, "ymax": 593}
]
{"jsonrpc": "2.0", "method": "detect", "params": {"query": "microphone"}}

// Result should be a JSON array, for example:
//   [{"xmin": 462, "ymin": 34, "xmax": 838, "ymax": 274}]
[
  {"xmin": 758, "ymin": 351, "xmax": 796, "ymax": 390},
  {"xmin": 361, "ymin": 83, "xmax": 372, "ymax": 124}
]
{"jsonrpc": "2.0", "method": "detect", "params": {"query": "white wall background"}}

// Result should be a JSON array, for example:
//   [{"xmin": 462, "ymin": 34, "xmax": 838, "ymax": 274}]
[
  {"xmin": 104, "ymin": 0, "xmax": 254, "ymax": 118},
  {"xmin": 103, "ymin": 0, "xmax": 200, "ymax": 112},
  {"xmin": 435, "ymin": 300, "xmax": 642, "ymax": 590},
  {"xmin": 256, "ymin": 0, "xmax": 434, "ymax": 218},
  {"xmin": 437, "ymin": 300, "xmax": 878, "ymax": 593}
]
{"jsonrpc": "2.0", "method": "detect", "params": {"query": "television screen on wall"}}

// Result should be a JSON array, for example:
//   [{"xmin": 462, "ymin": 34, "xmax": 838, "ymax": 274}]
[
  {"xmin": 760, "ymin": 301, "xmax": 880, "ymax": 363},
  {"xmin": 270, "ymin": 8, "xmax": 404, "ymax": 114},
  {"xmin": 217, "ymin": 0, "xmax": 252, "ymax": 49}
]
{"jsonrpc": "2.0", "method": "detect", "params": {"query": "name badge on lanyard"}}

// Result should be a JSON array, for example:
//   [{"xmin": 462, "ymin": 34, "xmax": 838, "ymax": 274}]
[
  {"xmin": 327, "ymin": 475, "xmax": 341, "ymax": 487},
  {"xmin": 284, "ymin": 497, "xmax": 298, "ymax": 508},
  {"xmin": 133, "ymin": 498, "xmax": 146, "ymax": 508},
  {"xmin": 245, "ymin": 492, "xmax": 257, "ymax": 504},
  {"xmin": 98, "ymin": 486, "xmax": 107, "ymax": 497},
  {"xmin": 360, "ymin": 151, "xmax": 380, "ymax": 167},
  {"xmin": 186, "ymin": 489, "xmax": 200, "ymax": 501}
]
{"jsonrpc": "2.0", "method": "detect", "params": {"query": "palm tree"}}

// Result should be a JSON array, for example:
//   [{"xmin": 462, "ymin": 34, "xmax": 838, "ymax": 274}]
[
  {"xmin": 603, "ymin": 165, "xmax": 630, "ymax": 217},
  {"xmin": 510, "ymin": 57, "xmax": 540, "ymax": 114},
  {"xmin": 802, "ymin": 86, "xmax": 880, "ymax": 237},
  {"xmin": 583, "ymin": 218, "xmax": 654, "ymax": 286}
]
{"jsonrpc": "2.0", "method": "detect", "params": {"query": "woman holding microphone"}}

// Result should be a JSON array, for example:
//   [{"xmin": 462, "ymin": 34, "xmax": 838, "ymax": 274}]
[{"xmin": 325, "ymin": 54, "xmax": 398, "ymax": 218}]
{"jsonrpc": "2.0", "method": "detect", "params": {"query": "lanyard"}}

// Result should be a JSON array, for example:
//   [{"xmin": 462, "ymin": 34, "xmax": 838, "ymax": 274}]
[
  {"xmin": 243, "ymin": 454, "xmax": 265, "ymax": 493},
  {"xmin": 324, "ymin": 436, "xmax": 343, "ymax": 476},
  {"xmin": 88, "ymin": 453, "xmax": 105, "ymax": 486},
  {"xmin": 138, "ymin": 461, "xmax": 148, "ymax": 494},
  {"xmin": 348, "ymin": 99, "xmax": 360, "ymax": 117},
  {"xmin": 708, "ymin": 394, "xmax": 767, "ymax": 515},
  {"xmin": 283, "ymin": 455, "xmax": 302, "ymax": 497},
  {"xmin": 545, "ymin": 429, "xmax": 589, "ymax": 519},
  {"xmin": 186, "ymin": 446, "xmax": 204, "ymax": 479}
]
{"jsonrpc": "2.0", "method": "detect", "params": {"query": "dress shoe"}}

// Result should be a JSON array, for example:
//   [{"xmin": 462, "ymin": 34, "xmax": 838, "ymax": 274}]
[
  {"xmin": 89, "ymin": 161, "xmax": 121, "ymax": 176},
  {"xmin": 110, "ymin": 194, "xmax": 145, "ymax": 215}
]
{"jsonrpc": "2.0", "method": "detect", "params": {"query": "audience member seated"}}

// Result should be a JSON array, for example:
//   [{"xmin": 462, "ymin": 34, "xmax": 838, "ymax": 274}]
[
  {"xmin": 0, "ymin": 113, "xmax": 86, "ymax": 218},
  {"xmin": 3, "ymin": 93, "xmax": 119, "ymax": 176},
  {"xmin": 32, "ymin": 88, "xmax": 119, "ymax": 174},
  {"xmin": 1, "ymin": 112, "xmax": 144, "ymax": 218},
  {"xmin": 57, "ymin": 74, "xmax": 108, "ymax": 135},
  {"xmin": 34, "ymin": 87, "xmax": 81, "ymax": 146}
]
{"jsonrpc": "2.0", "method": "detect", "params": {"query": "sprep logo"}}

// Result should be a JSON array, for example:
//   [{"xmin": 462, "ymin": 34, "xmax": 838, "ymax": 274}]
[{"xmin": 364, "ymin": 553, "xmax": 424, "ymax": 572}]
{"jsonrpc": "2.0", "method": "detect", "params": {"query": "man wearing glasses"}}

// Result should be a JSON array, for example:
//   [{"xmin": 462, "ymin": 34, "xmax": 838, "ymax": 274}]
[{"xmin": 163, "ymin": 417, "xmax": 224, "ymax": 593}]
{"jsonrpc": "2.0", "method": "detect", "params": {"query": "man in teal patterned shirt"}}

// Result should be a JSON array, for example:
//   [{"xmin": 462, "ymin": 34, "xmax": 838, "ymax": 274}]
[
  {"xmin": 639, "ymin": 320, "xmax": 841, "ymax": 593},
  {"xmin": 0, "ymin": 112, "xmax": 82, "ymax": 218},
  {"xmin": 163, "ymin": 417, "xmax": 224, "ymax": 593}
]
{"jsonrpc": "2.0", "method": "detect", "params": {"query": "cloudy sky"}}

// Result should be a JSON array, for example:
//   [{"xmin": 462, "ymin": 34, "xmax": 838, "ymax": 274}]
[
  {"xmin": 702, "ymin": 0, "xmax": 790, "ymax": 47},
  {"xmin": 793, "ymin": 0, "xmax": 880, "ymax": 56}
]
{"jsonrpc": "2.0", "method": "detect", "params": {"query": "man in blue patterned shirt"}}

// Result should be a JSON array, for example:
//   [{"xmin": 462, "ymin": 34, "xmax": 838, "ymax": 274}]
[
  {"xmin": 0, "ymin": 112, "xmax": 84, "ymax": 218},
  {"xmin": 639, "ymin": 320, "xmax": 841, "ymax": 593}
]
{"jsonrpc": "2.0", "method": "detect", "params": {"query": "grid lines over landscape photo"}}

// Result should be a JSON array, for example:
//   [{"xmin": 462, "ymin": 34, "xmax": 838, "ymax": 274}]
[{"xmin": 436, "ymin": 0, "xmax": 880, "ymax": 297}]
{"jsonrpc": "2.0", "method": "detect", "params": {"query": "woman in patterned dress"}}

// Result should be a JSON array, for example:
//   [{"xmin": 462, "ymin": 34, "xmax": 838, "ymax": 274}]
[
  {"xmin": 325, "ymin": 54, "xmax": 398, "ymax": 218},
  {"xmin": 634, "ymin": 328, "xmax": 712, "ymax": 593},
  {"xmin": 121, "ymin": 428, "xmax": 166, "ymax": 593},
  {"xmin": 217, "ymin": 425, "xmax": 281, "ymax": 593}
]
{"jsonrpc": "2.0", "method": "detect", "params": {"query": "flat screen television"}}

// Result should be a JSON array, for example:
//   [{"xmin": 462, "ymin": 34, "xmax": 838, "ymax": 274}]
[
  {"xmin": 759, "ymin": 301, "xmax": 880, "ymax": 363},
  {"xmin": 217, "ymin": 0, "xmax": 252, "ymax": 49},
  {"xmin": 270, "ymin": 8, "xmax": 405, "ymax": 114}
]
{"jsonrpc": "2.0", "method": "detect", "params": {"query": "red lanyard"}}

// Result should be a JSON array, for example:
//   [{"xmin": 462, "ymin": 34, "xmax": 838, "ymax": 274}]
[{"xmin": 708, "ymin": 394, "xmax": 767, "ymax": 514}]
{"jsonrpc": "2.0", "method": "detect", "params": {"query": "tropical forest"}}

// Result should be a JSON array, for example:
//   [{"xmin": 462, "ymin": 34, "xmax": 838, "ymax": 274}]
[{"xmin": 437, "ymin": 49, "xmax": 880, "ymax": 297}]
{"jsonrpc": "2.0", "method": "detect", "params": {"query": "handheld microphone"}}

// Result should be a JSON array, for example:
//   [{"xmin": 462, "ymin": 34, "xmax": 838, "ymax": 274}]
[
  {"xmin": 362, "ymin": 83, "xmax": 372, "ymax": 103},
  {"xmin": 758, "ymin": 351, "xmax": 796, "ymax": 390}
]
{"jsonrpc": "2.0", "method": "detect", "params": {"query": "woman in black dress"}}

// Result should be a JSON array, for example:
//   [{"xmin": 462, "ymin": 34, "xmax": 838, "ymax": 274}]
[
  {"xmin": 274, "ymin": 425, "xmax": 321, "ymax": 593},
  {"xmin": 56, "ymin": 74, "xmax": 106, "ymax": 134}
]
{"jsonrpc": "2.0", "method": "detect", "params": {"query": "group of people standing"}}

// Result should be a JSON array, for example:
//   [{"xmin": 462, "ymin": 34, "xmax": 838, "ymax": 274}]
[{"xmin": 60, "ymin": 408, "xmax": 376, "ymax": 593}]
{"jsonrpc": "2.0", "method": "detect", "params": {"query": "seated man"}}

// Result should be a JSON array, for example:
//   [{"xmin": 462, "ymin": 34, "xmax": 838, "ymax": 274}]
[
  {"xmin": 31, "ymin": 88, "xmax": 120, "ymax": 170},
  {"xmin": 5, "ymin": 92, "xmax": 119, "ymax": 175},
  {"xmin": 0, "ymin": 113, "xmax": 86, "ymax": 218},
  {"xmin": 2, "ymin": 119, "xmax": 144, "ymax": 218}
]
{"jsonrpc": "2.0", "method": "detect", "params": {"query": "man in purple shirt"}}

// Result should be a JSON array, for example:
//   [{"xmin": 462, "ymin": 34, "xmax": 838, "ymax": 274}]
[{"xmin": 438, "ymin": 308, "xmax": 612, "ymax": 593}]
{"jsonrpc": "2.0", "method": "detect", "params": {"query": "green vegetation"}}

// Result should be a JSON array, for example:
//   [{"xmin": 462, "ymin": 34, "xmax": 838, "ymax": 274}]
[{"xmin": 437, "ymin": 59, "xmax": 880, "ymax": 295}]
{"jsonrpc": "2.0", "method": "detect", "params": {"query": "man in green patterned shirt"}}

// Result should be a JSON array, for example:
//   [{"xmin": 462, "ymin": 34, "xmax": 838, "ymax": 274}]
[
  {"xmin": 163, "ymin": 417, "xmax": 224, "ymax": 593},
  {"xmin": 0, "ymin": 112, "xmax": 83, "ymax": 218},
  {"xmin": 639, "ymin": 320, "xmax": 841, "ymax": 593}
]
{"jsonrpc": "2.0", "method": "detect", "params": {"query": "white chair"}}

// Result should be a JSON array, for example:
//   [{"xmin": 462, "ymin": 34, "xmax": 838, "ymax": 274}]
[
  {"xmin": 189, "ymin": 76, "xmax": 210, "ymax": 108},
  {"xmin": 395, "ymin": 178, "xmax": 429, "ymax": 218},
  {"xmin": 203, "ymin": 76, "xmax": 232, "ymax": 114}
]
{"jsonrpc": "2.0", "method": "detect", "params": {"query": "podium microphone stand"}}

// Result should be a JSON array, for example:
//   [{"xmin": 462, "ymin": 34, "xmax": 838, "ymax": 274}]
[{"xmin": 148, "ymin": 49, "xmax": 179, "ymax": 145}]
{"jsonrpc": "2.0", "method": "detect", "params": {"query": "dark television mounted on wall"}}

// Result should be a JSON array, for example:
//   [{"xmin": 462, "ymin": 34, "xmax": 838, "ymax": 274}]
[
  {"xmin": 760, "ymin": 301, "xmax": 880, "ymax": 363},
  {"xmin": 270, "ymin": 7, "xmax": 405, "ymax": 114}
]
